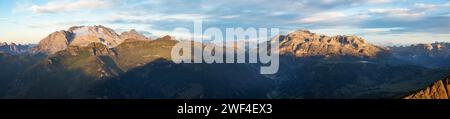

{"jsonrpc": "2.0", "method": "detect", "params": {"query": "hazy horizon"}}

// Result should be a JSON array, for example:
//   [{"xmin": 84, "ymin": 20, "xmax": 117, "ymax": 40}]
[{"xmin": 1, "ymin": 0, "xmax": 450, "ymax": 45}]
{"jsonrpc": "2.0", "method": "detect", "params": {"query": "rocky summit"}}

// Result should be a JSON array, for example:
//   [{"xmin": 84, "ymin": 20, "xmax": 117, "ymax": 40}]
[
  {"xmin": 32, "ymin": 25, "xmax": 150, "ymax": 54},
  {"xmin": 277, "ymin": 30, "xmax": 387, "ymax": 58},
  {"xmin": 404, "ymin": 77, "xmax": 450, "ymax": 99},
  {"xmin": 120, "ymin": 29, "xmax": 151, "ymax": 41}
]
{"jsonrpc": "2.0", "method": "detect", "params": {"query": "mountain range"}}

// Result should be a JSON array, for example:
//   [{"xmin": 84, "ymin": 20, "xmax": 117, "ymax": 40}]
[
  {"xmin": 390, "ymin": 43, "xmax": 450, "ymax": 68},
  {"xmin": 0, "ymin": 25, "xmax": 449, "ymax": 99},
  {"xmin": 277, "ymin": 30, "xmax": 387, "ymax": 58},
  {"xmin": 32, "ymin": 25, "xmax": 149, "ymax": 54},
  {"xmin": 0, "ymin": 42, "xmax": 33, "ymax": 54}
]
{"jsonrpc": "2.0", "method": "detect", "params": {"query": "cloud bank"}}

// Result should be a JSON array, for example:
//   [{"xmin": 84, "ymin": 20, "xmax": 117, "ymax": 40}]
[{"xmin": 2, "ymin": 0, "xmax": 450, "ymax": 45}]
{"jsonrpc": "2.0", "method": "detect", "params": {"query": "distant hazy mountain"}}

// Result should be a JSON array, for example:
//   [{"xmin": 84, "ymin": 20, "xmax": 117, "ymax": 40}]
[
  {"xmin": 390, "ymin": 42, "xmax": 450, "ymax": 68},
  {"xmin": 32, "ymin": 25, "xmax": 150, "ymax": 54},
  {"xmin": 404, "ymin": 77, "xmax": 450, "ymax": 99},
  {"xmin": 0, "ymin": 42, "xmax": 33, "ymax": 54}
]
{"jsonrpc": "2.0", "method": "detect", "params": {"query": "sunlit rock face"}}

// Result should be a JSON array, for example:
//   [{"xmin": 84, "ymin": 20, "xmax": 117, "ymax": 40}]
[
  {"xmin": 404, "ymin": 77, "xmax": 450, "ymax": 99},
  {"xmin": 33, "ymin": 25, "xmax": 150, "ymax": 54},
  {"xmin": 277, "ymin": 30, "xmax": 387, "ymax": 58}
]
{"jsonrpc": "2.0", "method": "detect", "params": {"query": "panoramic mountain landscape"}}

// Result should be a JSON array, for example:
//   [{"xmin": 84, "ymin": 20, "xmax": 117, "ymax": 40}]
[
  {"xmin": 0, "ymin": 25, "xmax": 449, "ymax": 99},
  {"xmin": 1, "ymin": 0, "xmax": 450, "ymax": 100},
  {"xmin": 3, "ymin": 1, "xmax": 450, "ymax": 117}
]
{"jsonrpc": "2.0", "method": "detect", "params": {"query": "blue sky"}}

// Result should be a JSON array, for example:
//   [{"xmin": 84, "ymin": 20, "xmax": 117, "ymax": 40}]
[{"xmin": 0, "ymin": 0, "xmax": 450, "ymax": 45}]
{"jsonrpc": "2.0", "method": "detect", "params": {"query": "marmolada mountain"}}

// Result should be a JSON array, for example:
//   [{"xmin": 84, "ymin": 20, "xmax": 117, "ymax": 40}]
[{"xmin": 1, "ymin": 25, "xmax": 449, "ymax": 99}]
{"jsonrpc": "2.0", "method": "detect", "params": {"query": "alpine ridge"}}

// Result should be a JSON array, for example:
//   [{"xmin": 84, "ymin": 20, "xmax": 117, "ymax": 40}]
[
  {"xmin": 32, "ymin": 25, "xmax": 150, "ymax": 54},
  {"xmin": 0, "ymin": 42, "xmax": 33, "ymax": 54},
  {"xmin": 120, "ymin": 29, "xmax": 151, "ymax": 41},
  {"xmin": 390, "ymin": 42, "xmax": 450, "ymax": 68},
  {"xmin": 277, "ymin": 30, "xmax": 387, "ymax": 58}
]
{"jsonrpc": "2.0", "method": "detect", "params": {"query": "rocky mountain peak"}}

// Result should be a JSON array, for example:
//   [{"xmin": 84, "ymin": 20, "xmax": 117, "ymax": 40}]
[
  {"xmin": 277, "ymin": 30, "xmax": 386, "ymax": 58},
  {"xmin": 68, "ymin": 25, "xmax": 122, "ymax": 47},
  {"xmin": 33, "ymin": 25, "xmax": 146, "ymax": 54},
  {"xmin": 129, "ymin": 29, "xmax": 139, "ymax": 34},
  {"xmin": 120, "ymin": 29, "xmax": 150, "ymax": 41},
  {"xmin": 404, "ymin": 77, "xmax": 450, "ymax": 99},
  {"xmin": 291, "ymin": 29, "xmax": 314, "ymax": 36},
  {"xmin": 158, "ymin": 35, "xmax": 175, "ymax": 41},
  {"xmin": 32, "ymin": 31, "xmax": 72, "ymax": 54}
]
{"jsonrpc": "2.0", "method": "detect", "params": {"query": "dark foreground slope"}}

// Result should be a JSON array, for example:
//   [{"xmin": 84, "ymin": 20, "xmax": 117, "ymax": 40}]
[{"xmin": 90, "ymin": 59, "xmax": 273, "ymax": 99}]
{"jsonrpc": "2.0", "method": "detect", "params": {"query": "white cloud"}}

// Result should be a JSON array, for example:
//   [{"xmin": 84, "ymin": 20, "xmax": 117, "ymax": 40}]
[
  {"xmin": 109, "ymin": 13, "xmax": 211, "ymax": 24},
  {"xmin": 310, "ymin": 27, "xmax": 402, "ymax": 36},
  {"xmin": 368, "ymin": 8, "xmax": 424, "ymax": 17},
  {"xmin": 309, "ymin": 27, "xmax": 450, "ymax": 46},
  {"xmin": 363, "ymin": 27, "xmax": 404, "ymax": 32},
  {"xmin": 306, "ymin": 0, "xmax": 391, "ymax": 8},
  {"xmin": 28, "ymin": 0, "xmax": 113, "ymax": 14},
  {"xmin": 26, "ymin": 19, "xmax": 102, "ymax": 29},
  {"xmin": 442, "ymin": 14, "xmax": 450, "ymax": 17},
  {"xmin": 369, "ymin": 8, "xmax": 407, "ymax": 14},
  {"xmin": 414, "ymin": 3, "xmax": 439, "ymax": 10},
  {"xmin": 269, "ymin": 11, "xmax": 290, "ymax": 16},
  {"xmin": 162, "ymin": 14, "xmax": 211, "ymax": 21},
  {"xmin": 298, "ymin": 12, "xmax": 346, "ymax": 23},
  {"xmin": 366, "ymin": 32, "xmax": 450, "ymax": 46},
  {"xmin": 414, "ymin": 2, "xmax": 450, "ymax": 11},
  {"xmin": 7, "ymin": 0, "xmax": 450, "ymax": 45},
  {"xmin": 219, "ymin": 15, "xmax": 240, "ymax": 19},
  {"xmin": 318, "ymin": 0, "xmax": 339, "ymax": 4},
  {"xmin": 367, "ymin": 0, "xmax": 392, "ymax": 4}
]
